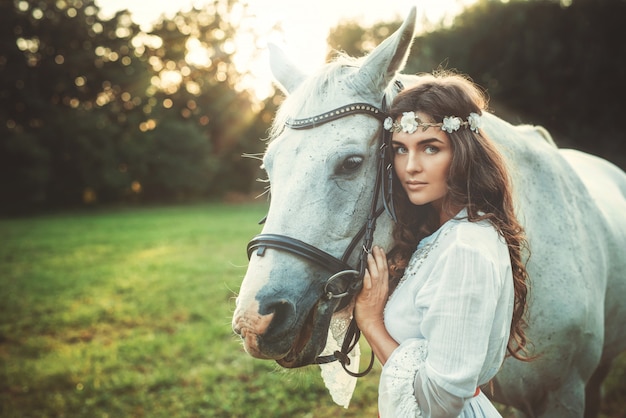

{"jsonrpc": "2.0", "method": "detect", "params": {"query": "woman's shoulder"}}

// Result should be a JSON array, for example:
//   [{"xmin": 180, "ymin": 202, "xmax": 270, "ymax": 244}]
[
  {"xmin": 445, "ymin": 216, "xmax": 505, "ymax": 255},
  {"xmin": 452, "ymin": 215, "xmax": 499, "ymax": 236}
]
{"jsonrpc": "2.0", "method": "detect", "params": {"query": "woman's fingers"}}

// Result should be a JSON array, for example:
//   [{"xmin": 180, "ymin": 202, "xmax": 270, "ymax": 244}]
[
  {"xmin": 363, "ymin": 270, "xmax": 372, "ymax": 290},
  {"xmin": 356, "ymin": 247, "xmax": 389, "ymax": 330},
  {"xmin": 367, "ymin": 247, "xmax": 387, "ymax": 276},
  {"xmin": 374, "ymin": 247, "xmax": 388, "ymax": 287},
  {"xmin": 376, "ymin": 246, "xmax": 388, "ymax": 272},
  {"xmin": 367, "ymin": 253, "xmax": 378, "ymax": 279},
  {"xmin": 374, "ymin": 246, "xmax": 385, "ymax": 268}
]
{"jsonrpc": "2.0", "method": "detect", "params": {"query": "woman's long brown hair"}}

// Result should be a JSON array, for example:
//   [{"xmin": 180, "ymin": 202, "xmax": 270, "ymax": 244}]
[{"xmin": 386, "ymin": 72, "xmax": 532, "ymax": 360}]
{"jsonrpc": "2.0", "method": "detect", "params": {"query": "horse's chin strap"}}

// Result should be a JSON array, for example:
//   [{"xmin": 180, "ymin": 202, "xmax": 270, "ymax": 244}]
[{"xmin": 315, "ymin": 318, "xmax": 376, "ymax": 378}]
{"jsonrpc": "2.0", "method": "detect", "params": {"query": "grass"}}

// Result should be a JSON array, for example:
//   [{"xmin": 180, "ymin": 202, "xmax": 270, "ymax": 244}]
[
  {"xmin": 0, "ymin": 202, "xmax": 624, "ymax": 417},
  {"xmin": 0, "ymin": 203, "xmax": 381, "ymax": 418}
]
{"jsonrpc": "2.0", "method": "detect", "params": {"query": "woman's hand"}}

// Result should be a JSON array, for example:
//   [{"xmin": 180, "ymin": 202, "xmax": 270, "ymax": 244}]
[
  {"xmin": 354, "ymin": 246, "xmax": 399, "ymax": 365},
  {"xmin": 355, "ymin": 246, "xmax": 389, "ymax": 336}
]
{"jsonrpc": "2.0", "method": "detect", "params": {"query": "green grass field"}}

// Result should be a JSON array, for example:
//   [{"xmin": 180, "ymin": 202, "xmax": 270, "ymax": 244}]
[
  {"xmin": 1, "ymin": 203, "xmax": 623, "ymax": 417},
  {"xmin": 0, "ymin": 203, "xmax": 382, "ymax": 417}
]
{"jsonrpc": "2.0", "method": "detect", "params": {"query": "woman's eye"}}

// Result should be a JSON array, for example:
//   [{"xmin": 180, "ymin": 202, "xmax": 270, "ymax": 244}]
[
  {"xmin": 393, "ymin": 146, "xmax": 408, "ymax": 155},
  {"xmin": 340, "ymin": 156, "xmax": 364, "ymax": 172},
  {"xmin": 424, "ymin": 145, "xmax": 439, "ymax": 155}
]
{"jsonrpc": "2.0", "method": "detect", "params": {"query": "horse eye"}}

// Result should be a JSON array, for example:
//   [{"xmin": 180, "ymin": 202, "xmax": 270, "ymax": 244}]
[{"xmin": 340, "ymin": 156, "xmax": 364, "ymax": 172}]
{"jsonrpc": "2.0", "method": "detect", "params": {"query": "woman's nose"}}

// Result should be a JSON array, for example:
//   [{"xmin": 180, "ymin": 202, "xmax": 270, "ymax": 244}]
[{"xmin": 405, "ymin": 153, "xmax": 422, "ymax": 173}]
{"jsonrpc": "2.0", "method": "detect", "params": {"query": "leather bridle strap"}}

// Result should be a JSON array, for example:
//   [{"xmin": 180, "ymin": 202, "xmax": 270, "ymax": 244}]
[
  {"xmin": 313, "ymin": 133, "xmax": 390, "ymax": 377},
  {"xmin": 247, "ymin": 234, "xmax": 353, "ymax": 274}
]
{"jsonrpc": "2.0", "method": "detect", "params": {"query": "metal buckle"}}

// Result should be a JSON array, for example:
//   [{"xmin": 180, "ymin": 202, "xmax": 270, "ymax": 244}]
[{"xmin": 323, "ymin": 269, "xmax": 360, "ymax": 300}]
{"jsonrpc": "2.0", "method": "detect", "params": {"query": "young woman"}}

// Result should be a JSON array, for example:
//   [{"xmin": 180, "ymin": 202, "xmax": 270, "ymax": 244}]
[{"xmin": 354, "ymin": 73, "xmax": 531, "ymax": 417}]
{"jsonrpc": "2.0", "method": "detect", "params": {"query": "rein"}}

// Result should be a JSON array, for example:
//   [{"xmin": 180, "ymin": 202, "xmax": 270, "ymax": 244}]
[{"xmin": 246, "ymin": 83, "xmax": 402, "ymax": 377}]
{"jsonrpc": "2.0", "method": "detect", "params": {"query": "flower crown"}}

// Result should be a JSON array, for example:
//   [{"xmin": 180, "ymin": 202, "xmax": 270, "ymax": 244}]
[{"xmin": 384, "ymin": 111, "xmax": 483, "ymax": 134}]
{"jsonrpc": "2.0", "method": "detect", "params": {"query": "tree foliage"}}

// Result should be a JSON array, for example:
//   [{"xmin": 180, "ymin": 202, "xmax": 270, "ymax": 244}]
[
  {"xmin": 4, "ymin": 0, "xmax": 623, "ymax": 214},
  {"xmin": 326, "ymin": 21, "xmax": 400, "ymax": 60},
  {"xmin": 0, "ymin": 0, "xmax": 272, "ymax": 214}
]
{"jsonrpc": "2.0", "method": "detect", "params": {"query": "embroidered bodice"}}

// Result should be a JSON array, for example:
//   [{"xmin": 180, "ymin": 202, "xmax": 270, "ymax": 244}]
[{"xmin": 379, "ymin": 212, "xmax": 514, "ymax": 417}]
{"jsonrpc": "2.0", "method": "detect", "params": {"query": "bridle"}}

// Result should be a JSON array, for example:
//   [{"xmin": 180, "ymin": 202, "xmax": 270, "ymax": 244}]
[{"xmin": 246, "ymin": 82, "xmax": 402, "ymax": 377}]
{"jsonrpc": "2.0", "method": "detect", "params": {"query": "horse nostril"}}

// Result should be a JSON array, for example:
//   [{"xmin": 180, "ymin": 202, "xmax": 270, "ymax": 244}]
[{"xmin": 262, "ymin": 299, "xmax": 297, "ymax": 335}]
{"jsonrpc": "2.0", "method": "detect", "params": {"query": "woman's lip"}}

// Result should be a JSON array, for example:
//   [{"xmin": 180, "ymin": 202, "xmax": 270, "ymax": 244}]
[{"xmin": 406, "ymin": 181, "xmax": 427, "ymax": 190}]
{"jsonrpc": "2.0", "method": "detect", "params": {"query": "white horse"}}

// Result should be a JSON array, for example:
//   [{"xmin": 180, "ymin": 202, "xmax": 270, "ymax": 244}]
[{"xmin": 232, "ymin": 8, "xmax": 626, "ymax": 417}]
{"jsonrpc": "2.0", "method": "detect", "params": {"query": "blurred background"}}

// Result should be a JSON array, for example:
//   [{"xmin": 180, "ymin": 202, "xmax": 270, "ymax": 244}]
[
  {"xmin": 1, "ymin": 0, "xmax": 624, "ymax": 216},
  {"xmin": 1, "ymin": 0, "xmax": 625, "ymax": 417}
]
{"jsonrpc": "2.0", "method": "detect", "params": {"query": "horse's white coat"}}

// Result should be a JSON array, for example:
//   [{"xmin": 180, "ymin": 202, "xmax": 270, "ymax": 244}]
[{"xmin": 234, "ymin": 7, "xmax": 626, "ymax": 417}]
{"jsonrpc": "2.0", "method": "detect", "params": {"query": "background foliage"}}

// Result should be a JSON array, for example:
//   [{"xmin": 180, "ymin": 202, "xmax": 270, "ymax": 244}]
[
  {"xmin": 0, "ymin": 0, "xmax": 274, "ymax": 214},
  {"xmin": 1, "ymin": 0, "xmax": 624, "ymax": 216}
]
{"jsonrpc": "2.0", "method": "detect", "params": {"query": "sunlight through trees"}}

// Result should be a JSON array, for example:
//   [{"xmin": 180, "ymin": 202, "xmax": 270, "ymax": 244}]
[
  {"xmin": 0, "ymin": 0, "xmax": 275, "ymax": 213},
  {"xmin": 1, "ymin": 0, "xmax": 623, "ymax": 215}
]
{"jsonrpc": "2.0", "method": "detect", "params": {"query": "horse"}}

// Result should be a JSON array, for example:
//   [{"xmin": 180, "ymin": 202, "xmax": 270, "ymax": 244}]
[{"xmin": 232, "ymin": 7, "xmax": 626, "ymax": 417}]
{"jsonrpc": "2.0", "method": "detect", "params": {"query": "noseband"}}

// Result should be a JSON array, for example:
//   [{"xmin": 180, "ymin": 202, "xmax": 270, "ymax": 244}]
[{"xmin": 246, "ymin": 83, "xmax": 402, "ymax": 376}]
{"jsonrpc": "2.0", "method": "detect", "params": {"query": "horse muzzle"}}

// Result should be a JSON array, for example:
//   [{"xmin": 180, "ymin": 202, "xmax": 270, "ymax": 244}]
[{"xmin": 232, "ymin": 294, "xmax": 335, "ymax": 367}]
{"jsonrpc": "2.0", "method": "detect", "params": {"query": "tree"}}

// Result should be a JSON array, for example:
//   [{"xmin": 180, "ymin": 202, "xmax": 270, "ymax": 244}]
[
  {"xmin": 0, "ymin": 0, "xmax": 273, "ymax": 214},
  {"xmin": 0, "ymin": 0, "xmax": 149, "ymax": 212},
  {"xmin": 326, "ymin": 20, "xmax": 401, "ymax": 60},
  {"xmin": 128, "ymin": 2, "xmax": 271, "ymax": 200}
]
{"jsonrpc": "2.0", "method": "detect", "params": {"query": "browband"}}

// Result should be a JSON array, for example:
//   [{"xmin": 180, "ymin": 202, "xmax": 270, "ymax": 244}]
[{"xmin": 285, "ymin": 103, "xmax": 387, "ymax": 130}]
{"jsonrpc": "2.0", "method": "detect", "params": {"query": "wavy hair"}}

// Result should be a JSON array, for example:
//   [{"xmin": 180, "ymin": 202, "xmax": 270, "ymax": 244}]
[{"xmin": 386, "ymin": 72, "xmax": 532, "ymax": 360}]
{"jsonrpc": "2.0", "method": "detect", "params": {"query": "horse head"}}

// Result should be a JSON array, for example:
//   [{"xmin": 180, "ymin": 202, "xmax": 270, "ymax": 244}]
[{"xmin": 232, "ymin": 9, "xmax": 417, "ymax": 368}]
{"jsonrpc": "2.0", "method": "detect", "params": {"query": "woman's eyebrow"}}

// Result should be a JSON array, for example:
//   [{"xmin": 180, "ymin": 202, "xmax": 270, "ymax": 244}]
[{"xmin": 392, "ymin": 137, "xmax": 445, "ymax": 146}]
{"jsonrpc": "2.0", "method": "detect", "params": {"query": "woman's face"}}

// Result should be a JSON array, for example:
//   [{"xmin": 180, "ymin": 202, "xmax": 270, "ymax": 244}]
[{"xmin": 392, "ymin": 112, "xmax": 453, "ymax": 213}]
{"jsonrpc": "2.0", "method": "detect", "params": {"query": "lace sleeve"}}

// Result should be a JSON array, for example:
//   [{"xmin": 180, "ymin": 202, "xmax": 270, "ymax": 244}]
[
  {"xmin": 378, "ymin": 338, "xmax": 428, "ymax": 418},
  {"xmin": 318, "ymin": 315, "xmax": 360, "ymax": 408}
]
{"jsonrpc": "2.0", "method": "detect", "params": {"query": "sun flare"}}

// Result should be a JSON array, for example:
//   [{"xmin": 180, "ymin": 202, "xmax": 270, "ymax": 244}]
[{"xmin": 96, "ymin": 0, "xmax": 479, "ymax": 100}]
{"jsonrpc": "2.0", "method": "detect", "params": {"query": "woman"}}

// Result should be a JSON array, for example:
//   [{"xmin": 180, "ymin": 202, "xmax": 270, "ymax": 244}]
[{"xmin": 355, "ymin": 72, "xmax": 531, "ymax": 417}]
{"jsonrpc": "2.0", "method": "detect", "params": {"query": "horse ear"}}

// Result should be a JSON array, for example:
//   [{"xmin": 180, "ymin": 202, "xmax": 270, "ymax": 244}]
[
  {"xmin": 268, "ymin": 43, "xmax": 307, "ymax": 95},
  {"xmin": 353, "ymin": 7, "xmax": 417, "ymax": 95}
]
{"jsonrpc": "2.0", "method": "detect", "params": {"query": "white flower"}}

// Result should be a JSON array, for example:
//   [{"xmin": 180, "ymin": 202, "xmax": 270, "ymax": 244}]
[
  {"xmin": 442, "ymin": 116, "xmax": 462, "ymax": 133},
  {"xmin": 468, "ymin": 112, "xmax": 482, "ymax": 132},
  {"xmin": 383, "ymin": 117, "xmax": 394, "ymax": 131},
  {"xmin": 400, "ymin": 112, "xmax": 419, "ymax": 134}
]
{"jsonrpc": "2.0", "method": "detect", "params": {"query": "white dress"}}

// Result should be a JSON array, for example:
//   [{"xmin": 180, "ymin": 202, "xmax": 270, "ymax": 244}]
[{"xmin": 379, "ymin": 210, "xmax": 514, "ymax": 418}]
